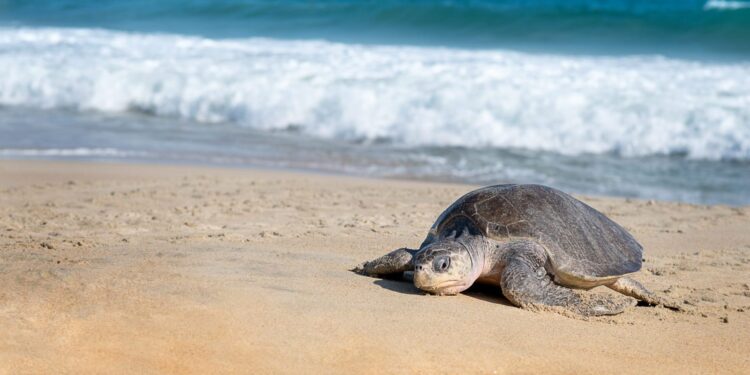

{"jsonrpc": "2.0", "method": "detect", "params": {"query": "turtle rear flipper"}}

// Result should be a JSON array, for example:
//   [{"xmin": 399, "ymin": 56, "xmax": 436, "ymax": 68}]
[
  {"xmin": 500, "ymin": 240, "xmax": 635, "ymax": 317},
  {"xmin": 608, "ymin": 277, "xmax": 685, "ymax": 311}
]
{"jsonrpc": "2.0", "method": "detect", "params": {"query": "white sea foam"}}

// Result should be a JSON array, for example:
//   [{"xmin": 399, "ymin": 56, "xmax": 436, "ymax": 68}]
[
  {"xmin": 1, "ymin": 27, "xmax": 749, "ymax": 160},
  {"xmin": 704, "ymin": 0, "xmax": 750, "ymax": 10},
  {"xmin": 0, "ymin": 148, "xmax": 144, "ymax": 157}
]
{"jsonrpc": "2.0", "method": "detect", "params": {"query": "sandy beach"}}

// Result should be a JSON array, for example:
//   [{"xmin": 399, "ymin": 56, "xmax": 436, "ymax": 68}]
[{"xmin": 0, "ymin": 159, "xmax": 748, "ymax": 374}]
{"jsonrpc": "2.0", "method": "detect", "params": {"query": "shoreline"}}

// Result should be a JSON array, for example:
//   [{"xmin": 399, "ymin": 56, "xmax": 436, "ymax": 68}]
[
  {"xmin": 1, "ymin": 159, "xmax": 749, "ymax": 374},
  {"xmin": 3, "ymin": 157, "xmax": 748, "ymax": 208}
]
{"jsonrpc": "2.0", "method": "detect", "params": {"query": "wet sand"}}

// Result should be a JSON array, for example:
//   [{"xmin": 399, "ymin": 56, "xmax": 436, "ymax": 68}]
[{"xmin": 0, "ymin": 160, "xmax": 748, "ymax": 374}]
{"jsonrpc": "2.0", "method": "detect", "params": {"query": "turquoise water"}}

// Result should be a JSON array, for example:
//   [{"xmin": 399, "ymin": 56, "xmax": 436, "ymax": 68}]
[
  {"xmin": 0, "ymin": 0, "xmax": 750, "ymax": 57},
  {"xmin": 2, "ymin": 0, "xmax": 750, "ymax": 58},
  {"xmin": 0, "ymin": 1, "xmax": 748, "ymax": 204}
]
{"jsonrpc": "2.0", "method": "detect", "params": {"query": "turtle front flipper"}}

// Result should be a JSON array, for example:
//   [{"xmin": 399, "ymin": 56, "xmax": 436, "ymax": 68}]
[
  {"xmin": 500, "ymin": 240, "xmax": 635, "ymax": 317},
  {"xmin": 352, "ymin": 248, "xmax": 418, "ymax": 277}
]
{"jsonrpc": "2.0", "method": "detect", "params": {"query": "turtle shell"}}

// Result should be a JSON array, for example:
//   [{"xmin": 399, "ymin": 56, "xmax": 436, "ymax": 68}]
[{"xmin": 421, "ymin": 184, "xmax": 642, "ymax": 282}]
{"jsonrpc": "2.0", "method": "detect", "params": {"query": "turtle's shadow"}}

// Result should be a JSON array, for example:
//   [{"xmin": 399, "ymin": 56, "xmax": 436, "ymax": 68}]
[
  {"xmin": 373, "ymin": 278, "xmax": 423, "ymax": 295},
  {"xmin": 462, "ymin": 283, "xmax": 515, "ymax": 307},
  {"xmin": 373, "ymin": 277, "xmax": 515, "ymax": 307}
]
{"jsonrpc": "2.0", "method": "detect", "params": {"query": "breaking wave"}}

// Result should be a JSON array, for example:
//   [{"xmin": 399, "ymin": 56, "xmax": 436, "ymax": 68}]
[{"xmin": 1, "ymin": 27, "xmax": 749, "ymax": 160}]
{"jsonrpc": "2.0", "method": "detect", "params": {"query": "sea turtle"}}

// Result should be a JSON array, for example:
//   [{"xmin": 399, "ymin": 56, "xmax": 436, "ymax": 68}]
[{"xmin": 354, "ymin": 184, "xmax": 679, "ymax": 316}]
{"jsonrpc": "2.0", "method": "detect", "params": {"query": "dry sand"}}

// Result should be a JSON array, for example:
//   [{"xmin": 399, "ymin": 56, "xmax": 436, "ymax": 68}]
[{"xmin": 0, "ymin": 160, "xmax": 748, "ymax": 374}]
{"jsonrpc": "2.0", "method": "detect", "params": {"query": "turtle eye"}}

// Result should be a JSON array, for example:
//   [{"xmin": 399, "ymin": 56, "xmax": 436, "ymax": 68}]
[{"xmin": 433, "ymin": 256, "xmax": 451, "ymax": 272}]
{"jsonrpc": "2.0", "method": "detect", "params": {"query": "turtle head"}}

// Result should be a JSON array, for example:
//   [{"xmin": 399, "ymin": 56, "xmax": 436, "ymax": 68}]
[{"xmin": 412, "ymin": 230, "xmax": 483, "ymax": 296}]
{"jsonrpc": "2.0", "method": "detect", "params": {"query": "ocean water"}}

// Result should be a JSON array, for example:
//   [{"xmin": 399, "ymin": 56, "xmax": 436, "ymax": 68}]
[{"xmin": 0, "ymin": 1, "xmax": 749, "ymax": 205}]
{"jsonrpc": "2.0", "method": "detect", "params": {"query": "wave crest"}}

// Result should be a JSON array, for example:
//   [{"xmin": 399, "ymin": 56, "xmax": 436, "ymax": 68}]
[{"xmin": 705, "ymin": 0, "xmax": 750, "ymax": 10}]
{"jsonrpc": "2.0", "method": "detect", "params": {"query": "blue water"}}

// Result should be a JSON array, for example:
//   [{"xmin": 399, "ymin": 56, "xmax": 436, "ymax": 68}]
[
  {"xmin": 2, "ymin": 0, "xmax": 750, "ymax": 58},
  {"xmin": 0, "ymin": 0, "xmax": 749, "ymax": 204}
]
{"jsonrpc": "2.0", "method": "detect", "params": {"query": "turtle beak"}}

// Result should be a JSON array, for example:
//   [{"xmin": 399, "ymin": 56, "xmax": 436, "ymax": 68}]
[
  {"xmin": 413, "ymin": 264, "xmax": 442, "ymax": 293},
  {"xmin": 413, "ymin": 264, "xmax": 428, "ymax": 289},
  {"xmin": 413, "ymin": 266, "xmax": 459, "ymax": 295}
]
